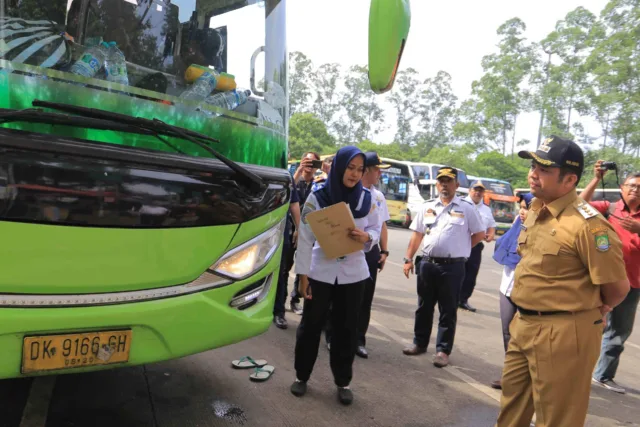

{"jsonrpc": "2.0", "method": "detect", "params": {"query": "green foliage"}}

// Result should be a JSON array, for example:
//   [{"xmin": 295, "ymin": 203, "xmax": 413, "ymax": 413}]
[
  {"xmin": 287, "ymin": 0, "xmax": 640, "ymax": 188},
  {"xmin": 288, "ymin": 113, "xmax": 335, "ymax": 159}
]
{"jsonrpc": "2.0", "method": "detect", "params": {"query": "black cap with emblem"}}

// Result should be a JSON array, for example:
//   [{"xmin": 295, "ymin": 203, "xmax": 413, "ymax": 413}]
[{"xmin": 518, "ymin": 135, "xmax": 584, "ymax": 178}]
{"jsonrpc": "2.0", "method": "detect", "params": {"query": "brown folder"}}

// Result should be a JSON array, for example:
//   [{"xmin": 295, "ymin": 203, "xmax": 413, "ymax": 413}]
[{"xmin": 305, "ymin": 202, "xmax": 364, "ymax": 259}]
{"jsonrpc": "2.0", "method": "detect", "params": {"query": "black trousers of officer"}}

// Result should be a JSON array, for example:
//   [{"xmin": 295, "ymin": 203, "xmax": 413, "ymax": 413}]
[
  {"xmin": 295, "ymin": 279, "xmax": 365, "ymax": 387},
  {"xmin": 413, "ymin": 257, "xmax": 466, "ymax": 354},
  {"xmin": 460, "ymin": 242, "xmax": 483, "ymax": 305},
  {"xmin": 325, "ymin": 246, "xmax": 380, "ymax": 347},
  {"xmin": 358, "ymin": 245, "xmax": 381, "ymax": 347},
  {"xmin": 273, "ymin": 221, "xmax": 295, "ymax": 317}
]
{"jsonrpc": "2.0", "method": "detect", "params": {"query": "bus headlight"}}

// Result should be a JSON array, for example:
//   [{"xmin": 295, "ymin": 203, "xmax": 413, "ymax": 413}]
[{"xmin": 212, "ymin": 220, "xmax": 285, "ymax": 280}]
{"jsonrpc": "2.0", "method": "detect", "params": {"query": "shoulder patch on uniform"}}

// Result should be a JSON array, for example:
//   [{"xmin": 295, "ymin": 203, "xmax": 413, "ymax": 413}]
[
  {"xmin": 460, "ymin": 199, "xmax": 473, "ymax": 205},
  {"xmin": 575, "ymin": 200, "xmax": 599, "ymax": 220},
  {"xmin": 594, "ymin": 230, "xmax": 610, "ymax": 252}
]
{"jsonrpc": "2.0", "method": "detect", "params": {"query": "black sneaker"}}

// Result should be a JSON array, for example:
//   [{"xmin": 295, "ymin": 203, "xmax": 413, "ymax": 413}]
[
  {"xmin": 337, "ymin": 387, "xmax": 353, "ymax": 405},
  {"xmin": 273, "ymin": 315, "xmax": 288, "ymax": 330},
  {"xmin": 290, "ymin": 380, "xmax": 307, "ymax": 397}
]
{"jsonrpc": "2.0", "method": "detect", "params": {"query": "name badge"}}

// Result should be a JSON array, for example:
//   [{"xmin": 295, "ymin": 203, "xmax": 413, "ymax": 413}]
[{"xmin": 450, "ymin": 211, "xmax": 465, "ymax": 218}]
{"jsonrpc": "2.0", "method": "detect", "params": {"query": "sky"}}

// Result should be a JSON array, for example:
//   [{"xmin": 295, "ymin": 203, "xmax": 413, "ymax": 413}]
[{"xmin": 286, "ymin": 0, "xmax": 611, "ymax": 152}]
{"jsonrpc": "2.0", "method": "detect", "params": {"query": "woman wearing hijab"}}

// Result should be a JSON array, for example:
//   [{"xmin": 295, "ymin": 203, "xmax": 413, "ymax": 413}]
[
  {"xmin": 291, "ymin": 146, "xmax": 382, "ymax": 405},
  {"xmin": 490, "ymin": 192, "xmax": 534, "ymax": 390}
]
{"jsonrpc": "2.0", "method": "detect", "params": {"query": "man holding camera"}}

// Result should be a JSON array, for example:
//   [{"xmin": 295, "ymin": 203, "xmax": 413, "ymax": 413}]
[{"xmin": 580, "ymin": 160, "xmax": 640, "ymax": 394}]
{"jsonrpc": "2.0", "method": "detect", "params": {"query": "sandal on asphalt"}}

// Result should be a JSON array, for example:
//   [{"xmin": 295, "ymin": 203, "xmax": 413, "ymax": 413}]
[
  {"xmin": 231, "ymin": 356, "xmax": 268, "ymax": 369},
  {"xmin": 249, "ymin": 365, "xmax": 275, "ymax": 382}
]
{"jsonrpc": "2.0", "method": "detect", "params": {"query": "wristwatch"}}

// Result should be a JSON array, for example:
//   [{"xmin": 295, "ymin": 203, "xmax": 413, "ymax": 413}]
[
  {"xmin": 381, "ymin": 250, "xmax": 389, "ymax": 256},
  {"xmin": 403, "ymin": 257, "xmax": 412, "ymax": 264}
]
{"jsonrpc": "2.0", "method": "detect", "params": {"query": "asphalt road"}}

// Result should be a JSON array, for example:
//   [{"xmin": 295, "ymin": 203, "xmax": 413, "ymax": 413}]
[{"xmin": 2, "ymin": 226, "xmax": 639, "ymax": 427}]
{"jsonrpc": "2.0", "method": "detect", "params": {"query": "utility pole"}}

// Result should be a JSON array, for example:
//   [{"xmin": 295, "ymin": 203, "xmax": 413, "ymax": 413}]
[{"xmin": 536, "ymin": 50, "xmax": 553, "ymax": 148}]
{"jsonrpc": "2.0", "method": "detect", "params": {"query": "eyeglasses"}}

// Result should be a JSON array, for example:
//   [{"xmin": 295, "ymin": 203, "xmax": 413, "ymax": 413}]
[{"xmin": 623, "ymin": 184, "xmax": 640, "ymax": 191}]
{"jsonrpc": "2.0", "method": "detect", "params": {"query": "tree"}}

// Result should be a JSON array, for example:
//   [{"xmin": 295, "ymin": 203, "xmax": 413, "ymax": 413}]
[
  {"xmin": 469, "ymin": 18, "xmax": 537, "ymax": 155},
  {"xmin": 534, "ymin": 7, "xmax": 600, "ymax": 142},
  {"xmin": 387, "ymin": 68, "xmax": 422, "ymax": 146},
  {"xmin": 414, "ymin": 71, "xmax": 458, "ymax": 157},
  {"xmin": 311, "ymin": 63, "xmax": 342, "ymax": 131},
  {"xmin": 333, "ymin": 65, "xmax": 386, "ymax": 145},
  {"xmin": 288, "ymin": 113, "xmax": 336, "ymax": 158},
  {"xmin": 288, "ymin": 51, "xmax": 314, "ymax": 116},
  {"xmin": 585, "ymin": 0, "xmax": 640, "ymax": 154}
]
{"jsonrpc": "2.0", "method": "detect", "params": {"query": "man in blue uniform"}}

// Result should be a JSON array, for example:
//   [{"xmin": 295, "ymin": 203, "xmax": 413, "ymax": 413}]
[{"xmin": 402, "ymin": 167, "xmax": 486, "ymax": 367}]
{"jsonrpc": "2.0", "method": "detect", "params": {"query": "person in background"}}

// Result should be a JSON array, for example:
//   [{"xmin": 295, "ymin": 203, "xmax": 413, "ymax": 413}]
[
  {"xmin": 291, "ymin": 146, "xmax": 381, "ymax": 406},
  {"xmin": 402, "ymin": 167, "xmax": 485, "ymax": 368},
  {"xmin": 312, "ymin": 155, "xmax": 333, "ymax": 192},
  {"xmin": 489, "ymin": 192, "xmax": 533, "ymax": 390},
  {"xmin": 289, "ymin": 151, "xmax": 322, "ymax": 315},
  {"xmin": 581, "ymin": 161, "xmax": 640, "ymax": 394},
  {"xmin": 272, "ymin": 177, "xmax": 301, "ymax": 329},
  {"xmin": 460, "ymin": 181, "xmax": 497, "ymax": 312},
  {"xmin": 496, "ymin": 136, "xmax": 630, "ymax": 427}
]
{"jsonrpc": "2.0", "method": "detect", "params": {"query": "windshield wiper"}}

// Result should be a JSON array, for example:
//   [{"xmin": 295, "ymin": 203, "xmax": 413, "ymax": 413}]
[
  {"xmin": 32, "ymin": 100, "xmax": 219, "ymax": 145},
  {"xmin": 6, "ymin": 100, "xmax": 264, "ymax": 190}
]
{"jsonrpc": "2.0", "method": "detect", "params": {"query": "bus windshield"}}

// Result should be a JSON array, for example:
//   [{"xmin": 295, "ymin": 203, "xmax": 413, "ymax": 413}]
[
  {"xmin": 380, "ymin": 171, "xmax": 410, "ymax": 202},
  {"xmin": 481, "ymin": 180, "xmax": 514, "ymax": 196},
  {"xmin": 491, "ymin": 200, "xmax": 517, "ymax": 224},
  {"xmin": 0, "ymin": 0, "xmax": 286, "ymax": 158}
]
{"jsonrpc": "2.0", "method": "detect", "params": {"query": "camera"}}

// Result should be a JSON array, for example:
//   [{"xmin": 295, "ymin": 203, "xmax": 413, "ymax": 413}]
[{"xmin": 601, "ymin": 161, "xmax": 617, "ymax": 170}]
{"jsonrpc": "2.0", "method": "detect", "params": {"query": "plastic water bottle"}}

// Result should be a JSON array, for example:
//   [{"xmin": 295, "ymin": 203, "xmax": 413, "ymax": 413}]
[
  {"xmin": 105, "ymin": 44, "xmax": 129, "ymax": 86},
  {"xmin": 204, "ymin": 89, "xmax": 251, "ymax": 110},
  {"xmin": 180, "ymin": 70, "xmax": 218, "ymax": 101},
  {"xmin": 70, "ymin": 42, "xmax": 111, "ymax": 78}
]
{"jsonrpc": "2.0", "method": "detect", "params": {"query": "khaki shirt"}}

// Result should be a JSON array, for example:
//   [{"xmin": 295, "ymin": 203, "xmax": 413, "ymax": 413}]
[{"xmin": 511, "ymin": 191, "xmax": 627, "ymax": 312}]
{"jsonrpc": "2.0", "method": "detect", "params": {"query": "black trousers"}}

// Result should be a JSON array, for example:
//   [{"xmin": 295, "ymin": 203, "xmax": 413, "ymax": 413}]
[
  {"xmin": 460, "ymin": 243, "xmax": 483, "ymax": 304},
  {"xmin": 358, "ymin": 246, "xmax": 380, "ymax": 347},
  {"xmin": 294, "ymin": 279, "xmax": 365, "ymax": 387},
  {"xmin": 273, "ymin": 227, "xmax": 295, "ymax": 317},
  {"xmin": 413, "ymin": 258, "xmax": 466, "ymax": 355}
]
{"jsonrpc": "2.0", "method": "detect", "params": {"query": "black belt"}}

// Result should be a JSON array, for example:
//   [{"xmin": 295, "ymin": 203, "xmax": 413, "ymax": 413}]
[
  {"xmin": 423, "ymin": 257, "xmax": 467, "ymax": 265},
  {"xmin": 517, "ymin": 307, "xmax": 572, "ymax": 316}
]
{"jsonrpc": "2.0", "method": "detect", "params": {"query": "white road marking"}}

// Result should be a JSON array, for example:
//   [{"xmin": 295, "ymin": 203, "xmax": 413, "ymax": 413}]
[
  {"xmin": 474, "ymin": 289, "xmax": 500, "ymax": 301},
  {"xmin": 20, "ymin": 376, "xmax": 56, "ymax": 427}
]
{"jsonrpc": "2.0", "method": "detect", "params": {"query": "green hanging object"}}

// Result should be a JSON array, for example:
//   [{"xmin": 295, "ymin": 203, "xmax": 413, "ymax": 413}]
[{"xmin": 368, "ymin": 0, "xmax": 411, "ymax": 94}]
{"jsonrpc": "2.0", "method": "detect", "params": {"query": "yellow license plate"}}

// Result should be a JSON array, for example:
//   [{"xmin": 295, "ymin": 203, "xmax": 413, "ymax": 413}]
[{"xmin": 22, "ymin": 330, "xmax": 132, "ymax": 374}]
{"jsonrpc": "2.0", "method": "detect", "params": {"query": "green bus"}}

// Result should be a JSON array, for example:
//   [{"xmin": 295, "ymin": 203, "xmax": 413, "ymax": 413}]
[{"xmin": 0, "ymin": 0, "xmax": 410, "ymax": 378}]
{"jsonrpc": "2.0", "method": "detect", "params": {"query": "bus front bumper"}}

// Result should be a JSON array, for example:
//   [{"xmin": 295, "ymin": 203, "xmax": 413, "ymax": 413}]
[{"xmin": 0, "ymin": 247, "xmax": 281, "ymax": 380}]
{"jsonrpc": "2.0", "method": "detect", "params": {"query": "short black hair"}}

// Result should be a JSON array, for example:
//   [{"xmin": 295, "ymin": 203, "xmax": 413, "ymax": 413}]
[
  {"xmin": 558, "ymin": 167, "xmax": 581, "ymax": 188},
  {"xmin": 624, "ymin": 172, "xmax": 640, "ymax": 183}
]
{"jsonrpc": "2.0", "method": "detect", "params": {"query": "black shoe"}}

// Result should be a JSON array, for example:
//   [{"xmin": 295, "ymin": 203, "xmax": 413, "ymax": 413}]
[
  {"xmin": 337, "ymin": 387, "xmax": 353, "ymax": 405},
  {"xmin": 273, "ymin": 315, "xmax": 288, "ymax": 330},
  {"xmin": 290, "ymin": 380, "xmax": 307, "ymax": 397},
  {"xmin": 459, "ymin": 302, "xmax": 477, "ymax": 312},
  {"xmin": 355, "ymin": 346, "xmax": 368, "ymax": 359}
]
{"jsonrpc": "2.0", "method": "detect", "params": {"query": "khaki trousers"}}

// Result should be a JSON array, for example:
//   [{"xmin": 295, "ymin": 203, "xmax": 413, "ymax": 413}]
[{"xmin": 496, "ymin": 308, "xmax": 604, "ymax": 427}]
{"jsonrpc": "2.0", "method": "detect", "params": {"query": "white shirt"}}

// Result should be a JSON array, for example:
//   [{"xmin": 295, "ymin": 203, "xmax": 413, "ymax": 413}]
[
  {"xmin": 295, "ymin": 191, "xmax": 382, "ymax": 284},
  {"xmin": 410, "ymin": 196, "xmax": 485, "ymax": 258},
  {"xmin": 500, "ymin": 265, "xmax": 516, "ymax": 297},
  {"xmin": 370, "ymin": 185, "xmax": 390, "ymax": 223},
  {"xmin": 464, "ymin": 196, "xmax": 497, "ymax": 231}
]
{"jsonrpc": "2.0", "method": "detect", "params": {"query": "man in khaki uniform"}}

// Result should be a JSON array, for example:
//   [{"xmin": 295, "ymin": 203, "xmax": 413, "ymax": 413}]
[{"xmin": 496, "ymin": 136, "xmax": 630, "ymax": 427}]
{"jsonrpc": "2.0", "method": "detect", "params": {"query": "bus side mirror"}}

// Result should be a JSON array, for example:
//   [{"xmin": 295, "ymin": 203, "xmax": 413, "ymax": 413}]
[{"xmin": 368, "ymin": 0, "xmax": 411, "ymax": 94}]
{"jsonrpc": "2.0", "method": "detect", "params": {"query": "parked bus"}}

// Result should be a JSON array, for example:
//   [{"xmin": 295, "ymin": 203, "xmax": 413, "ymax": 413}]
[
  {"xmin": 379, "ymin": 160, "xmax": 470, "ymax": 228},
  {"xmin": 469, "ymin": 177, "xmax": 518, "ymax": 235},
  {"xmin": 0, "ymin": 0, "xmax": 410, "ymax": 379},
  {"xmin": 515, "ymin": 188, "xmax": 622, "ymax": 204}
]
